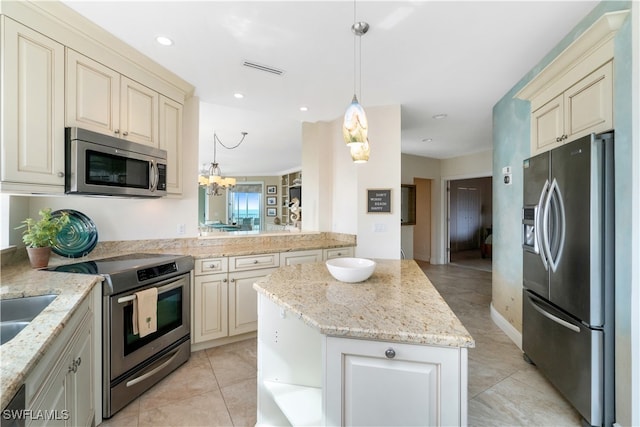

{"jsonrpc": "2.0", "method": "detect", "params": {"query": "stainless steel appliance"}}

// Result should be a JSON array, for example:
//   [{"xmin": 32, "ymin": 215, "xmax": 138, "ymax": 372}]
[
  {"xmin": 522, "ymin": 132, "xmax": 614, "ymax": 426},
  {"xmin": 46, "ymin": 253, "xmax": 194, "ymax": 418},
  {"xmin": 65, "ymin": 127, "xmax": 167, "ymax": 197}
]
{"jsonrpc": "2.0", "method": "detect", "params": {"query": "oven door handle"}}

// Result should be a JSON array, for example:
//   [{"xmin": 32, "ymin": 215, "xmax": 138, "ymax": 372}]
[
  {"xmin": 125, "ymin": 347, "xmax": 181, "ymax": 388},
  {"xmin": 117, "ymin": 280, "xmax": 182, "ymax": 304}
]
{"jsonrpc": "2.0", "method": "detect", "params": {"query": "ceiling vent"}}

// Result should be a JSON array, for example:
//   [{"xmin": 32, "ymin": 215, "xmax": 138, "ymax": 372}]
[{"xmin": 242, "ymin": 60, "xmax": 285, "ymax": 76}]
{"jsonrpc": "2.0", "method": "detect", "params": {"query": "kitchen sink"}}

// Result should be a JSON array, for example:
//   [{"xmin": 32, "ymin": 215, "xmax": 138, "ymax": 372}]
[{"xmin": 0, "ymin": 294, "xmax": 57, "ymax": 345}]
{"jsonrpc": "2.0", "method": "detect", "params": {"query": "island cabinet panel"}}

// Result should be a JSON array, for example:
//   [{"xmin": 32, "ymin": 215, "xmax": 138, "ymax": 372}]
[{"xmin": 325, "ymin": 337, "xmax": 466, "ymax": 427}]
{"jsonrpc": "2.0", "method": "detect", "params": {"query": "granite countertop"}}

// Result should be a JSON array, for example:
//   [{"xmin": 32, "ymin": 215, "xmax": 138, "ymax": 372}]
[
  {"xmin": 254, "ymin": 259, "xmax": 475, "ymax": 348},
  {"xmin": 0, "ymin": 265, "xmax": 102, "ymax": 409},
  {"xmin": 0, "ymin": 233, "xmax": 355, "ymax": 409}
]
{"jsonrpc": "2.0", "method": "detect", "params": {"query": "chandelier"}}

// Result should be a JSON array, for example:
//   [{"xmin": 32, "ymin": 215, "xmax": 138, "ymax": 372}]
[
  {"xmin": 198, "ymin": 131, "xmax": 247, "ymax": 196},
  {"xmin": 342, "ymin": 1, "xmax": 370, "ymax": 163}
]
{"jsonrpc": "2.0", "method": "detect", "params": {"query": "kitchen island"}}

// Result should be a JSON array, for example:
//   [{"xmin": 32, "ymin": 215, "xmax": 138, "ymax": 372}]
[{"xmin": 253, "ymin": 259, "xmax": 475, "ymax": 426}]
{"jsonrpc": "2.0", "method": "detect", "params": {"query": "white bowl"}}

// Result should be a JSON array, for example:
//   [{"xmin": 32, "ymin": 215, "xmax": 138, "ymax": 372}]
[{"xmin": 325, "ymin": 257, "xmax": 376, "ymax": 283}]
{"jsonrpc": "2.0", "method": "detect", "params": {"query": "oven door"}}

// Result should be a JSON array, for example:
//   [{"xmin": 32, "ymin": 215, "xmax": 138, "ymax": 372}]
[{"xmin": 108, "ymin": 273, "xmax": 190, "ymax": 380}]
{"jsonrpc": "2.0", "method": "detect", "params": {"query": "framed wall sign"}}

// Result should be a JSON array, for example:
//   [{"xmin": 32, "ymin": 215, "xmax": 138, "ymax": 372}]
[
  {"xmin": 367, "ymin": 189, "xmax": 391, "ymax": 213},
  {"xmin": 266, "ymin": 196, "xmax": 277, "ymax": 206},
  {"xmin": 266, "ymin": 185, "xmax": 277, "ymax": 194},
  {"xmin": 266, "ymin": 207, "xmax": 277, "ymax": 217}
]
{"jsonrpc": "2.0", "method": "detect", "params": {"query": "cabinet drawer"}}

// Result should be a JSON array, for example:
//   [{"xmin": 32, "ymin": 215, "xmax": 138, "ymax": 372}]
[
  {"xmin": 195, "ymin": 257, "xmax": 228, "ymax": 275},
  {"xmin": 280, "ymin": 250, "xmax": 323, "ymax": 266},
  {"xmin": 229, "ymin": 253, "xmax": 279, "ymax": 271},
  {"xmin": 323, "ymin": 247, "xmax": 355, "ymax": 260}
]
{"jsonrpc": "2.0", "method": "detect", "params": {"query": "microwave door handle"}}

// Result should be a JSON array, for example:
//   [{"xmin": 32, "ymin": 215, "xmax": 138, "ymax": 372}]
[
  {"xmin": 150, "ymin": 160, "xmax": 158, "ymax": 192},
  {"xmin": 536, "ymin": 180, "xmax": 550, "ymax": 271}
]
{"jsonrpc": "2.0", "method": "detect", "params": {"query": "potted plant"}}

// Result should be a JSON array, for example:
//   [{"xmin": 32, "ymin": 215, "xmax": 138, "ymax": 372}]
[{"xmin": 16, "ymin": 208, "xmax": 69, "ymax": 268}]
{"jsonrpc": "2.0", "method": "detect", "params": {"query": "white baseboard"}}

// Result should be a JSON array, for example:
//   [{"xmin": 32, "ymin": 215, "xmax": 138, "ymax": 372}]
[{"xmin": 490, "ymin": 302, "xmax": 522, "ymax": 351}]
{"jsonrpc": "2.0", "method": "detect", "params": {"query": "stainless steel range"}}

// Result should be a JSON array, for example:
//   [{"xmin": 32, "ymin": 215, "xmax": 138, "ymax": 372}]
[{"xmin": 47, "ymin": 253, "xmax": 194, "ymax": 418}]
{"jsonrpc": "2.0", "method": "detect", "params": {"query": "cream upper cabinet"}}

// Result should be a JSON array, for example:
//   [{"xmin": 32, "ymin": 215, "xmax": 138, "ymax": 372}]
[
  {"xmin": 159, "ymin": 95, "xmax": 183, "ymax": 195},
  {"xmin": 66, "ymin": 50, "xmax": 160, "ymax": 148},
  {"xmin": 66, "ymin": 49, "xmax": 120, "ymax": 136},
  {"xmin": 120, "ymin": 76, "xmax": 159, "ymax": 147},
  {"xmin": 1, "ymin": 17, "xmax": 65, "ymax": 192},
  {"xmin": 530, "ymin": 61, "xmax": 612, "ymax": 155},
  {"xmin": 515, "ymin": 11, "xmax": 628, "ymax": 156}
]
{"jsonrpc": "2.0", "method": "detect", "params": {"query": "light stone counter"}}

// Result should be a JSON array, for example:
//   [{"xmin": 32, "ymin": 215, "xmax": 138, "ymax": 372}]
[
  {"xmin": 0, "ymin": 232, "xmax": 355, "ymax": 409},
  {"xmin": 253, "ymin": 259, "xmax": 474, "ymax": 347},
  {"xmin": 0, "ymin": 263, "xmax": 102, "ymax": 409}
]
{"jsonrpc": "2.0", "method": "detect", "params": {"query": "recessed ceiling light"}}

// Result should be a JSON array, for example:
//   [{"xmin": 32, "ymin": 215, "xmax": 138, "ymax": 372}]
[
  {"xmin": 299, "ymin": 106, "xmax": 308, "ymax": 112},
  {"xmin": 432, "ymin": 113, "xmax": 448, "ymax": 120},
  {"xmin": 155, "ymin": 36, "xmax": 173, "ymax": 46},
  {"xmin": 234, "ymin": 93, "xmax": 244, "ymax": 99},
  {"xmin": 421, "ymin": 138, "xmax": 433, "ymax": 143}
]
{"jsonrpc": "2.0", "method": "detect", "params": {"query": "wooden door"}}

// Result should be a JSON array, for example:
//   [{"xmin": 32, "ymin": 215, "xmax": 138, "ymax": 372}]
[{"xmin": 450, "ymin": 185, "xmax": 481, "ymax": 252}]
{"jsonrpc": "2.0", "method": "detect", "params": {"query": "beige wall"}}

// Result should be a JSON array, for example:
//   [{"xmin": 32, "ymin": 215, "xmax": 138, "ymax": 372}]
[{"xmin": 401, "ymin": 150, "xmax": 492, "ymax": 264}]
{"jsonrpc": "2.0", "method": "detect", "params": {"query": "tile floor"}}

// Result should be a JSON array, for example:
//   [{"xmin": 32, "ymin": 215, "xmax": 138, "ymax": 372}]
[{"xmin": 101, "ymin": 262, "xmax": 582, "ymax": 427}]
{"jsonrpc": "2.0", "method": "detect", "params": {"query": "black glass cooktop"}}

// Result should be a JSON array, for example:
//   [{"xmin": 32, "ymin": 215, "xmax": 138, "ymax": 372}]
[{"xmin": 44, "ymin": 253, "xmax": 181, "ymax": 275}]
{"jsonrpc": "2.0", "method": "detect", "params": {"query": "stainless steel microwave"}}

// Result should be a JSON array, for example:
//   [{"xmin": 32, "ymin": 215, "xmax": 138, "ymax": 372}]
[{"xmin": 65, "ymin": 127, "xmax": 167, "ymax": 197}]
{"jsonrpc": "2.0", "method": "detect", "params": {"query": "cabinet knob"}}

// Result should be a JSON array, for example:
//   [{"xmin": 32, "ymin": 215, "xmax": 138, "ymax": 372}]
[
  {"xmin": 57, "ymin": 172, "xmax": 65, "ymax": 178},
  {"xmin": 385, "ymin": 348, "xmax": 396, "ymax": 359},
  {"xmin": 209, "ymin": 264, "xmax": 216, "ymax": 269},
  {"xmin": 123, "ymin": 131, "xmax": 129, "ymax": 136},
  {"xmin": 223, "ymin": 278, "xmax": 227, "ymax": 283},
  {"xmin": 230, "ymin": 278, "xmax": 235, "ymax": 283},
  {"xmin": 253, "ymin": 260, "xmax": 259, "ymax": 264},
  {"xmin": 114, "ymin": 129, "xmax": 120, "ymax": 134}
]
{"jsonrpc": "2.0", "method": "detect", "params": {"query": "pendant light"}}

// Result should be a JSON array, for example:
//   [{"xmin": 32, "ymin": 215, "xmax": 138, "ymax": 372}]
[
  {"xmin": 342, "ymin": 1, "xmax": 370, "ymax": 163},
  {"xmin": 198, "ymin": 131, "xmax": 247, "ymax": 196}
]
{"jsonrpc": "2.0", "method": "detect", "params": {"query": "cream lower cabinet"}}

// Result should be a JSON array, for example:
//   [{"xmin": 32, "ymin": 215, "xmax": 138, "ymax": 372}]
[
  {"xmin": 193, "ymin": 254, "xmax": 278, "ymax": 344},
  {"xmin": 280, "ymin": 249, "xmax": 323, "ymax": 266},
  {"xmin": 1, "ymin": 17, "xmax": 65, "ymax": 193},
  {"xmin": 325, "ymin": 337, "xmax": 466, "ymax": 427},
  {"xmin": 66, "ymin": 49, "xmax": 159, "ymax": 148},
  {"xmin": 257, "ymin": 295, "xmax": 468, "ymax": 427},
  {"xmin": 26, "ymin": 289, "xmax": 99, "ymax": 427},
  {"xmin": 323, "ymin": 247, "xmax": 354, "ymax": 260}
]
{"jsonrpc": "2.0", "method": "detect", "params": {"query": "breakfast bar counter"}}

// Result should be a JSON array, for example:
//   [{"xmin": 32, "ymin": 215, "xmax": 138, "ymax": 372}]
[{"xmin": 253, "ymin": 259, "xmax": 474, "ymax": 426}]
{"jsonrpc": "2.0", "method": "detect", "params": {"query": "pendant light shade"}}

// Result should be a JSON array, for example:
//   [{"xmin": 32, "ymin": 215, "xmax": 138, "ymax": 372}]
[
  {"xmin": 350, "ymin": 138, "xmax": 370, "ymax": 163},
  {"xmin": 343, "ymin": 95, "xmax": 368, "ymax": 145}
]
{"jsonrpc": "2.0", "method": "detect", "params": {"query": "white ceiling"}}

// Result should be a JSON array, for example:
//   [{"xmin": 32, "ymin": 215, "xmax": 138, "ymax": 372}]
[{"xmin": 61, "ymin": 0, "xmax": 598, "ymax": 176}]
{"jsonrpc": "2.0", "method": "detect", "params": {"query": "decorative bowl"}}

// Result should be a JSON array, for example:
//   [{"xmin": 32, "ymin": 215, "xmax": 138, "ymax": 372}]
[{"xmin": 325, "ymin": 257, "xmax": 376, "ymax": 283}]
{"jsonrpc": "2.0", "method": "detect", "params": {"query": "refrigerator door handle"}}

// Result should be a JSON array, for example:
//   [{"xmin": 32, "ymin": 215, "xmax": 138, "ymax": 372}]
[
  {"xmin": 542, "ymin": 178, "xmax": 566, "ymax": 272},
  {"xmin": 528, "ymin": 294, "xmax": 581, "ymax": 333},
  {"xmin": 536, "ymin": 180, "xmax": 550, "ymax": 271}
]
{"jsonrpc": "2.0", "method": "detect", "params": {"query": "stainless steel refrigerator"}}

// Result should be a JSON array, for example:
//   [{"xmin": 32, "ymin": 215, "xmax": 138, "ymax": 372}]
[{"xmin": 522, "ymin": 132, "xmax": 615, "ymax": 427}]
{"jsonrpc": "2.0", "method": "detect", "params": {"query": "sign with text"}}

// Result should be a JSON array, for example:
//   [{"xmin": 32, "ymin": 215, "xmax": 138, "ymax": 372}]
[{"xmin": 367, "ymin": 189, "xmax": 391, "ymax": 213}]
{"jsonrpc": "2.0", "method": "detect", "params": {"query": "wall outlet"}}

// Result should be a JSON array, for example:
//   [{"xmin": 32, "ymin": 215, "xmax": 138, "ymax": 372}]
[
  {"xmin": 177, "ymin": 223, "xmax": 186, "ymax": 235},
  {"xmin": 373, "ymin": 223, "xmax": 387, "ymax": 233}
]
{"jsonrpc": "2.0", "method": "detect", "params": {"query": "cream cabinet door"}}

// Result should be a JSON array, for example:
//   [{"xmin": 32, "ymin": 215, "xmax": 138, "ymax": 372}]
[
  {"xmin": 229, "ymin": 268, "xmax": 277, "ymax": 336},
  {"xmin": 66, "ymin": 49, "xmax": 120, "ymax": 136},
  {"xmin": 1, "ymin": 18, "xmax": 65, "ymax": 191},
  {"xmin": 565, "ymin": 60, "xmax": 613, "ymax": 140},
  {"xmin": 159, "ymin": 95, "xmax": 183, "ymax": 195},
  {"xmin": 193, "ymin": 273, "xmax": 229, "ymax": 343},
  {"xmin": 120, "ymin": 76, "xmax": 159, "ymax": 147},
  {"xmin": 66, "ymin": 319, "xmax": 94, "ymax": 427},
  {"xmin": 325, "ymin": 337, "xmax": 466, "ymax": 427},
  {"xmin": 531, "ymin": 93, "xmax": 564, "ymax": 155}
]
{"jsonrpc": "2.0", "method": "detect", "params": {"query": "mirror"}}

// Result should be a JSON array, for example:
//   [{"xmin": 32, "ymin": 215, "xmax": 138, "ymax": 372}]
[{"xmin": 401, "ymin": 185, "xmax": 416, "ymax": 225}]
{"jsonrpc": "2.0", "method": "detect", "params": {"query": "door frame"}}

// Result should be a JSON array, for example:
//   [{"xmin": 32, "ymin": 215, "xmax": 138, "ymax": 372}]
[{"xmin": 440, "ymin": 171, "xmax": 492, "ymax": 264}]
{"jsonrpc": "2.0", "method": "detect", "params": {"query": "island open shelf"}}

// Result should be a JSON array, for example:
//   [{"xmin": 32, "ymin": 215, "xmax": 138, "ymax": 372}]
[{"xmin": 254, "ymin": 259, "xmax": 474, "ymax": 426}]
